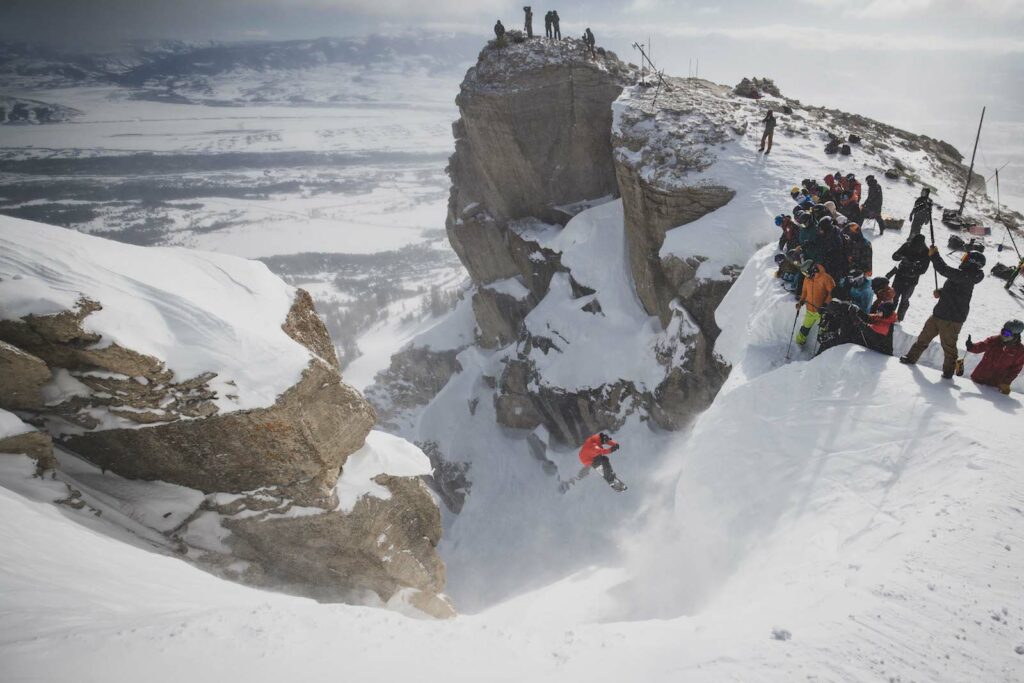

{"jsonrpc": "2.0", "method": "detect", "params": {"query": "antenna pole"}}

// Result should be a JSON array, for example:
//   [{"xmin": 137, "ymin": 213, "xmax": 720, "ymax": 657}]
[{"xmin": 957, "ymin": 106, "xmax": 985, "ymax": 216}]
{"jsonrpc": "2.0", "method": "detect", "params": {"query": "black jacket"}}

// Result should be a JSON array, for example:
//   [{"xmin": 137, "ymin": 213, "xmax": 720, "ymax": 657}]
[
  {"xmin": 892, "ymin": 241, "xmax": 930, "ymax": 284},
  {"xmin": 910, "ymin": 195, "xmax": 932, "ymax": 222},
  {"xmin": 931, "ymin": 253, "xmax": 983, "ymax": 323},
  {"xmin": 864, "ymin": 182, "xmax": 882, "ymax": 212}
]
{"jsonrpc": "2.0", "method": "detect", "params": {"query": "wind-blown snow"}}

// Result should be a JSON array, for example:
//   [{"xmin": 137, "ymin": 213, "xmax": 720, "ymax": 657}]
[{"xmin": 0, "ymin": 216, "xmax": 311, "ymax": 411}]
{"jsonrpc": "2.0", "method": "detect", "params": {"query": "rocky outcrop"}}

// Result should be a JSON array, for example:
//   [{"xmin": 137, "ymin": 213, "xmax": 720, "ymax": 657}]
[
  {"xmin": 0, "ymin": 340, "xmax": 50, "ymax": 411},
  {"xmin": 0, "ymin": 428, "xmax": 56, "ymax": 470},
  {"xmin": 196, "ymin": 474, "xmax": 452, "ymax": 617},
  {"xmin": 0, "ymin": 276, "xmax": 448, "ymax": 614},
  {"xmin": 365, "ymin": 346, "xmax": 464, "ymax": 431},
  {"xmin": 612, "ymin": 78, "xmax": 741, "ymax": 327},
  {"xmin": 0, "ymin": 298, "xmax": 220, "ymax": 426},
  {"xmin": 65, "ymin": 360, "xmax": 374, "ymax": 506},
  {"xmin": 472, "ymin": 285, "xmax": 534, "ymax": 349},
  {"xmin": 449, "ymin": 39, "xmax": 631, "ymax": 227}
]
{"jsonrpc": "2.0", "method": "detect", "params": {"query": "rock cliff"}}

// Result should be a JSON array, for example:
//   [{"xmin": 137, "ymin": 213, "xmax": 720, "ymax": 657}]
[
  {"xmin": 368, "ymin": 41, "xmax": 737, "ymax": 491},
  {"xmin": 0, "ymin": 217, "xmax": 450, "ymax": 617}
]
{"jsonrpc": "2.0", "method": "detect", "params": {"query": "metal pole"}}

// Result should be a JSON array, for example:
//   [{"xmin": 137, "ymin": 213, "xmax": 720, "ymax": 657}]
[
  {"xmin": 958, "ymin": 106, "xmax": 985, "ymax": 216},
  {"xmin": 785, "ymin": 307, "xmax": 801, "ymax": 361},
  {"xmin": 929, "ymin": 212, "xmax": 940, "ymax": 294}
]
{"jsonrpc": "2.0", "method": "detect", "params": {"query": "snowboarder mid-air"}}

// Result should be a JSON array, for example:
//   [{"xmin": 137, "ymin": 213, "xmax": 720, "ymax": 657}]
[{"xmin": 578, "ymin": 432, "xmax": 626, "ymax": 492}]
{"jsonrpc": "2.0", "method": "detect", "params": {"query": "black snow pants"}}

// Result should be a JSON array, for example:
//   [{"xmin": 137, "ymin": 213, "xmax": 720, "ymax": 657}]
[
  {"xmin": 591, "ymin": 455, "xmax": 617, "ymax": 484},
  {"xmin": 892, "ymin": 276, "xmax": 918, "ymax": 321}
]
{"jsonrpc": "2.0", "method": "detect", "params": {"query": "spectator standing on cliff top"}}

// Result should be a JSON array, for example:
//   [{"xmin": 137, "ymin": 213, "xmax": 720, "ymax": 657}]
[
  {"xmin": 524, "ymin": 6, "xmax": 534, "ymax": 38},
  {"xmin": 494, "ymin": 20, "xmax": 505, "ymax": 42},
  {"xmin": 759, "ymin": 110, "xmax": 776, "ymax": 154},
  {"xmin": 552, "ymin": 11, "xmax": 561, "ymax": 39},
  {"xmin": 544, "ymin": 11, "xmax": 553, "ymax": 38},
  {"xmin": 584, "ymin": 28, "xmax": 596, "ymax": 59}
]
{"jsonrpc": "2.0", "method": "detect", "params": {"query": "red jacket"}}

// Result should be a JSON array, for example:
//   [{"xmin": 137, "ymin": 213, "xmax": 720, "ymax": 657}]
[
  {"xmin": 868, "ymin": 311, "xmax": 897, "ymax": 336},
  {"xmin": 579, "ymin": 434, "xmax": 618, "ymax": 466},
  {"xmin": 970, "ymin": 336, "xmax": 1024, "ymax": 388}
]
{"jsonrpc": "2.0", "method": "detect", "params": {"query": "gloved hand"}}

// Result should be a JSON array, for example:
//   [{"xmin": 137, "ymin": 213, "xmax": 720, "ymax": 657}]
[
  {"xmin": 965, "ymin": 335, "xmax": 974, "ymax": 352},
  {"xmin": 1000, "ymin": 384, "xmax": 1011, "ymax": 395},
  {"xmin": 610, "ymin": 444, "xmax": 620, "ymax": 452},
  {"xmin": 928, "ymin": 245, "xmax": 938, "ymax": 256},
  {"xmin": 796, "ymin": 301, "xmax": 803, "ymax": 309}
]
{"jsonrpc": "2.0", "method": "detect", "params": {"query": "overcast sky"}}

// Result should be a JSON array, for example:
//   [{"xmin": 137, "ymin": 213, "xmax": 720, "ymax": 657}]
[{"xmin": 3, "ymin": 0, "xmax": 1022, "ymax": 201}]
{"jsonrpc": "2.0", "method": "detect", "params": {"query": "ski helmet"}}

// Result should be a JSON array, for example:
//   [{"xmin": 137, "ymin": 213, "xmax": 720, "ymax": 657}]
[
  {"xmin": 848, "ymin": 222, "xmax": 861, "ymax": 233},
  {"xmin": 598, "ymin": 432, "xmax": 610, "ymax": 444},
  {"xmin": 847, "ymin": 269, "xmax": 865, "ymax": 286},
  {"xmin": 801, "ymin": 260, "xmax": 819, "ymax": 276},
  {"xmin": 877, "ymin": 301, "xmax": 896, "ymax": 317},
  {"xmin": 1003, "ymin": 319, "xmax": 1024, "ymax": 337},
  {"xmin": 800, "ymin": 197, "xmax": 815, "ymax": 208},
  {"xmin": 790, "ymin": 186, "xmax": 801, "ymax": 198},
  {"xmin": 786, "ymin": 248, "xmax": 801, "ymax": 261},
  {"xmin": 774, "ymin": 253, "xmax": 786, "ymax": 266},
  {"xmin": 962, "ymin": 251, "xmax": 986, "ymax": 269},
  {"xmin": 871, "ymin": 276, "xmax": 889, "ymax": 293},
  {"xmin": 818, "ymin": 215, "xmax": 834, "ymax": 230},
  {"xmin": 775, "ymin": 215, "xmax": 785, "ymax": 227},
  {"xmin": 846, "ymin": 173, "xmax": 856, "ymax": 181}
]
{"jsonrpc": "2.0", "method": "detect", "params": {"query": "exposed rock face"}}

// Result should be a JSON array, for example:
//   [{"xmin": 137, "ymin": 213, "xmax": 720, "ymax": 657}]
[
  {"xmin": 472, "ymin": 285, "xmax": 534, "ymax": 349},
  {"xmin": 65, "ymin": 360, "xmax": 374, "ymax": 506},
  {"xmin": 282, "ymin": 288, "xmax": 340, "ymax": 369},
  {"xmin": 0, "ymin": 429, "xmax": 56, "ymax": 470},
  {"xmin": 365, "ymin": 346, "xmax": 464, "ymax": 431},
  {"xmin": 0, "ymin": 340, "xmax": 50, "ymax": 411},
  {"xmin": 449, "ymin": 38, "xmax": 631, "ymax": 227},
  {"xmin": 201, "ymin": 475, "xmax": 451, "ymax": 617},
  {"xmin": 612, "ymin": 78, "xmax": 741, "ymax": 327}
]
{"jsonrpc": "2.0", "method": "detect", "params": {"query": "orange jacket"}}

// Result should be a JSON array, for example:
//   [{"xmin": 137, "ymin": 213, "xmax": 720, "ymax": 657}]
[
  {"xmin": 800, "ymin": 272, "xmax": 835, "ymax": 313},
  {"xmin": 579, "ymin": 434, "xmax": 618, "ymax": 466}
]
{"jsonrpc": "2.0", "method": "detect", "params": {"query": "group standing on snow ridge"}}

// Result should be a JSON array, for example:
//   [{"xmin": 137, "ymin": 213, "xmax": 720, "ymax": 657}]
[
  {"xmin": 773, "ymin": 172, "xmax": 1024, "ymax": 394},
  {"xmin": 491, "ymin": 8, "xmax": 600, "ymax": 60}
]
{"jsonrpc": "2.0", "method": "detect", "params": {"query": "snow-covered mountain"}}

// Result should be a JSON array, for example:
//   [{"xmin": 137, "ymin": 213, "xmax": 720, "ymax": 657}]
[{"xmin": 2, "ymin": 34, "xmax": 1023, "ymax": 682}]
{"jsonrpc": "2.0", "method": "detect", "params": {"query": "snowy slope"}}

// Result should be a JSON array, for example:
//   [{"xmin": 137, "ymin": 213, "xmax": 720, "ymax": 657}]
[
  {"xmin": 3, "ymin": 339, "xmax": 1022, "ymax": 681},
  {"xmin": 0, "ymin": 216, "xmax": 311, "ymax": 412}
]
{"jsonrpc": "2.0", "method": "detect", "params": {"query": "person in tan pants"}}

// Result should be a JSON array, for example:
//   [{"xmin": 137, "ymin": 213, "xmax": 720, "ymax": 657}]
[{"xmin": 900, "ymin": 247, "xmax": 985, "ymax": 378}]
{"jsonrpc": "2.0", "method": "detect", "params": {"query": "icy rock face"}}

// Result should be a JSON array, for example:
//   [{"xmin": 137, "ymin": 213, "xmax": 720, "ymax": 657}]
[{"xmin": 612, "ymin": 78, "xmax": 740, "ymax": 326}]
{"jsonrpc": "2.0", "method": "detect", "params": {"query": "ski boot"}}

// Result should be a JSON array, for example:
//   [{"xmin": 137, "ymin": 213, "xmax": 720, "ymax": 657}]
[{"xmin": 609, "ymin": 479, "xmax": 627, "ymax": 493}]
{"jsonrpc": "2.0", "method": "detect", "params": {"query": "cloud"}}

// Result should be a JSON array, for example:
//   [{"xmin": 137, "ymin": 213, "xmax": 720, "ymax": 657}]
[{"xmin": 596, "ymin": 21, "xmax": 1024, "ymax": 55}]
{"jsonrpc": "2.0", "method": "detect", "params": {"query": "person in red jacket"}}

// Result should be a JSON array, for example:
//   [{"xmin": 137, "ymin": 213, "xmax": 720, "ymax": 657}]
[
  {"xmin": 959, "ymin": 320, "xmax": 1024, "ymax": 394},
  {"xmin": 578, "ymin": 432, "xmax": 626, "ymax": 491}
]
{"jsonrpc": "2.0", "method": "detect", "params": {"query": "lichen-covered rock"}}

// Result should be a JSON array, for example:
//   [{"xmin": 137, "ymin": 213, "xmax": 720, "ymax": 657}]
[{"xmin": 0, "ymin": 340, "xmax": 50, "ymax": 411}]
